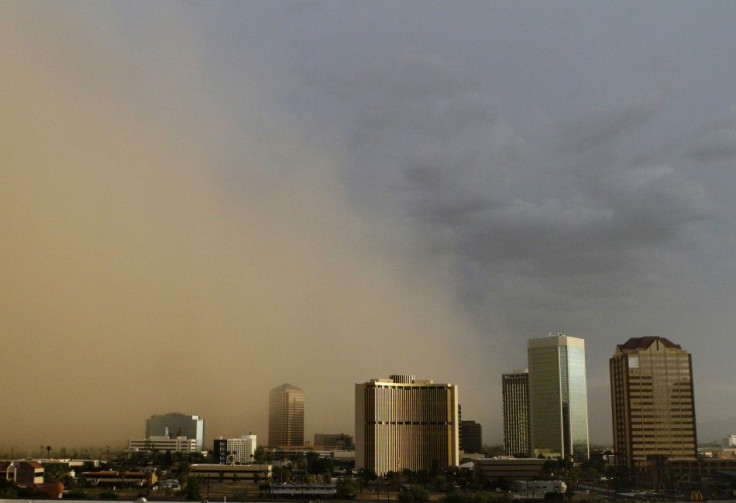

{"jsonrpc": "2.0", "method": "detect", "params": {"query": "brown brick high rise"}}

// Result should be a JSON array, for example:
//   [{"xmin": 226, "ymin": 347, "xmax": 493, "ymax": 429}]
[{"xmin": 610, "ymin": 337, "xmax": 697, "ymax": 474}]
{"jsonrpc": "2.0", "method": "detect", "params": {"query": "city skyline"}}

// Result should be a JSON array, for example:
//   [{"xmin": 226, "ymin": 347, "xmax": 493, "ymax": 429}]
[{"xmin": 2, "ymin": 2, "xmax": 736, "ymax": 452}]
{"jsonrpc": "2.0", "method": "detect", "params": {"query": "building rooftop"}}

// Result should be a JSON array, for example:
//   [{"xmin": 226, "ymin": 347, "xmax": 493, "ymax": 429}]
[{"xmin": 617, "ymin": 336, "xmax": 681, "ymax": 352}]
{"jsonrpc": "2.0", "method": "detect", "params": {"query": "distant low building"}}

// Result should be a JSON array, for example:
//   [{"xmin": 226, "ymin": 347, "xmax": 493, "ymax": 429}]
[
  {"xmin": 313, "ymin": 433, "xmax": 353, "ymax": 450},
  {"xmin": 0, "ymin": 461, "xmax": 44, "ymax": 486},
  {"xmin": 473, "ymin": 458, "xmax": 546, "ymax": 480},
  {"xmin": 188, "ymin": 463, "xmax": 271, "ymax": 488},
  {"xmin": 128, "ymin": 435, "xmax": 197, "ymax": 453},
  {"xmin": 271, "ymin": 483, "xmax": 337, "ymax": 498},
  {"xmin": 79, "ymin": 470, "xmax": 153, "ymax": 488}
]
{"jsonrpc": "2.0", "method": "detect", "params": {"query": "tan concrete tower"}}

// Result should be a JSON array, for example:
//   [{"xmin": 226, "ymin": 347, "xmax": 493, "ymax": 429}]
[{"xmin": 355, "ymin": 374, "xmax": 459, "ymax": 475}]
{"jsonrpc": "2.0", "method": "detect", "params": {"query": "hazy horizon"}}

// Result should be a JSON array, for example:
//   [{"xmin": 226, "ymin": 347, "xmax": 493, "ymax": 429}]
[{"xmin": 2, "ymin": 2, "xmax": 736, "ymax": 454}]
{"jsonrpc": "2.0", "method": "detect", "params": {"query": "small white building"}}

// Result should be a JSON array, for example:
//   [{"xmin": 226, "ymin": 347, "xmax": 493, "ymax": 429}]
[{"xmin": 213, "ymin": 435, "xmax": 257, "ymax": 464}]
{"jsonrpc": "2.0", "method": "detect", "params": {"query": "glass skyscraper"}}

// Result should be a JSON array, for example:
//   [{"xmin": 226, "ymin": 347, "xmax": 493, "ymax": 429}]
[{"xmin": 528, "ymin": 334, "xmax": 590, "ymax": 461}]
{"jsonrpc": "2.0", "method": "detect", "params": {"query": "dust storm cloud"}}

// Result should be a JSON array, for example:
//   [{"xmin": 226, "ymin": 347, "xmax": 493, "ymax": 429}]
[{"xmin": 0, "ymin": 4, "xmax": 481, "ymax": 452}]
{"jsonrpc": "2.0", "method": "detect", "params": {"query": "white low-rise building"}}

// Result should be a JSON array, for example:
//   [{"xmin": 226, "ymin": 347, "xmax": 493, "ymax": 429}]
[
  {"xmin": 213, "ymin": 435, "xmax": 257, "ymax": 464},
  {"xmin": 128, "ymin": 435, "xmax": 197, "ymax": 453}
]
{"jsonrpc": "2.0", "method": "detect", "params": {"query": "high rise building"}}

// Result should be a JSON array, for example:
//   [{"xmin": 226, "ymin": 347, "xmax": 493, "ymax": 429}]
[
  {"xmin": 528, "ymin": 334, "xmax": 590, "ymax": 461},
  {"xmin": 610, "ymin": 337, "xmax": 697, "ymax": 472},
  {"xmin": 502, "ymin": 372, "xmax": 531, "ymax": 456},
  {"xmin": 213, "ymin": 434, "xmax": 257, "ymax": 464},
  {"xmin": 355, "ymin": 374, "xmax": 459, "ymax": 475},
  {"xmin": 146, "ymin": 412, "xmax": 205, "ymax": 452},
  {"xmin": 268, "ymin": 383, "xmax": 305, "ymax": 448},
  {"xmin": 460, "ymin": 420, "xmax": 483, "ymax": 454}
]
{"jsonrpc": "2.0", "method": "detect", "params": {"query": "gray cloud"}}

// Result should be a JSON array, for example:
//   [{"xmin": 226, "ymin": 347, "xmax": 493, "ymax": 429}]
[
  {"xmin": 686, "ymin": 127, "xmax": 736, "ymax": 163},
  {"xmin": 559, "ymin": 99, "xmax": 660, "ymax": 155}
]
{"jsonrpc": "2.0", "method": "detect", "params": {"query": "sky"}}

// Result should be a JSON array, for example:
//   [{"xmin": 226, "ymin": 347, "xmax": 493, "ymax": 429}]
[{"xmin": 2, "ymin": 1, "xmax": 736, "ymax": 454}]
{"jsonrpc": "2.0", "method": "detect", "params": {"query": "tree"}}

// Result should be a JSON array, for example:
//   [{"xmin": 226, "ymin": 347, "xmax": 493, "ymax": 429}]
[
  {"xmin": 162, "ymin": 450, "xmax": 173, "ymax": 469},
  {"xmin": 544, "ymin": 492, "xmax": 565, "ymax": 503},
  {"xmin": 386, "ymin": 470, "xmax": 404, "ymax": 491},
  {"xmin": 253, "ymin": 446, "xmax": 267, "ymax": 464},
  {"xmin": 336, "ymin": 477, "xmax": 359, "ymax": 499},
  {"xmin": 0, "ymin": 478, "xmax": 17, "ymax": 499},
  {"xmin": 358, "ymin": 467, "xmax": 377, "ymax": 485},
  {"xmin": 441, "ymin": 493, "xmax": 467, "ymax": 503},
  {"xmin": 273, "ymin": 465, "xmax": 292, "ymax": 484},
  {"xmin": 184, "ymin": 476, "xmax": 202, "ymax": 501},
  {"xmin": 398, "ymin": 484, "xmax": 429, "ymax": 503}
]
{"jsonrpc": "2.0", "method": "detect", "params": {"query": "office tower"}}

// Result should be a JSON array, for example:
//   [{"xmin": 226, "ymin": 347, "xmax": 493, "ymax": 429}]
[
  {"xmin": 268, "ymin": 383, "xmax": 305, "ymax": 448},
  {"xmin": 528, "ymin": 334, "xmax": 590, "ymax": 461},
  {"xmin": 460, "ymin": 420, "xmax": 483, "ymax": 454},
  {"xmin": 146, "ymin": 412, "xmax": 205, "ymax": 452},
  {"xmin": 355, "ymin": 374, "xmax": 459, "ymax": 475},
  {"xmin": 502, "ymin": 372, "xmax": 531, "ymax": 456},
  {"xmin": 610, "ymin": 337, "xmax": 697, "ymax": 472},
  {"xmin": 213, "ymin": 434, "xmax": 257, "ymax": 464}
]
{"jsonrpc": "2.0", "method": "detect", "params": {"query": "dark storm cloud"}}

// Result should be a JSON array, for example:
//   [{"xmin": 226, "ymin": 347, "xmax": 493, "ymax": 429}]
[{"xmin": 322, "ymin": 56, "xmax": 712, "ymax": 297}]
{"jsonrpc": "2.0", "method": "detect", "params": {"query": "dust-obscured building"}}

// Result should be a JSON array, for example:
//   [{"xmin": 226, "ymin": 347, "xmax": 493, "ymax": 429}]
[
  {"xmin": 146, "ymin": 412, "xmax": 205, "ymax": 452},
  {"xmin": 268, "ymin": 383, "xmax": 304, "ymax": 448}
]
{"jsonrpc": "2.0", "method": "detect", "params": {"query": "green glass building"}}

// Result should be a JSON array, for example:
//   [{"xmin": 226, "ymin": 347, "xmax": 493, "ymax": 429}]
[{"xmin": 528, "ymin": 334, "xmax": 590, "ymax": 461}]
